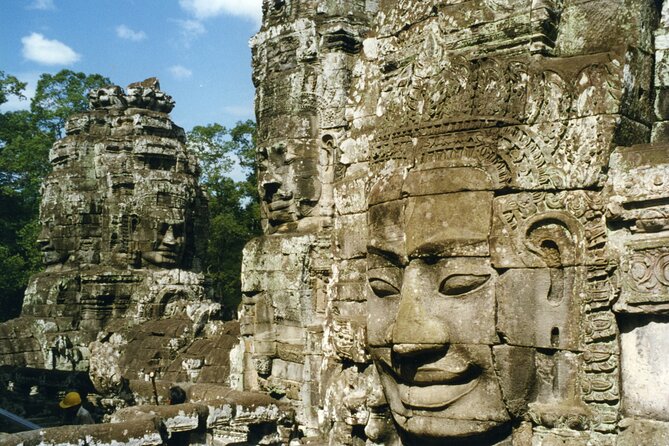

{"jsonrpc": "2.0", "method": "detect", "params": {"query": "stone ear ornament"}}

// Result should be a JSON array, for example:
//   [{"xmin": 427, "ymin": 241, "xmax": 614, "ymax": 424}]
[{"xmin": 523, "ymin": 215, "xmax": 581, "ymax": 268}]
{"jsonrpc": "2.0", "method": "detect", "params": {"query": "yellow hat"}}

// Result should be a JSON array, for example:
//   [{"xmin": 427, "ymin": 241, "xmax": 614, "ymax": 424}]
[{"xmin": 59, "ymin": 391, "xmax": 82, "ymax": 409}]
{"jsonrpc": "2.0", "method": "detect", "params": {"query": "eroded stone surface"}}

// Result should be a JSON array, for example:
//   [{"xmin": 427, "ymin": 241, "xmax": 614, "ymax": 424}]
[
  {"xmin": 5, "ymin": 1, "xmax": 669, "ymax": 445},
  {"xmin": 240, "ymin": 1, "xmax": 669, "ymax": 445},
  {"xmin": 0, "ymin": 80, "xmax": 229, "ymax": 404}
]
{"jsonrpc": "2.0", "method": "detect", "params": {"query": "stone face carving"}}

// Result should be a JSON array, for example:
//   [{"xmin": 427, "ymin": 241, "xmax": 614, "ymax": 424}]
[
  {"xmin": 349, "ymin": 1, "xmax": 655, "ymax": 442},
  {"xmin": 131, "ymin": 194, "xmax": 190, "ymax": 269},
  {"xmin": 6, "ymin": 0, "xmax": 669, "ymax": 444},
  {"xmin": 242, "ymin": 0, "xmax": 669, "ymax": 445},
  {"xmin": 243, "ymin": 2, "xmax": 373, "ymax": 438},
  {"xmin": 367, "ymin": 169, "xmax": 511, "ymax": 440},
  {"xmin": 12, "ymin": 0, "xmax": 668, "ymax": 442},
  {"xmin": 0, "ymin": 80, "xmax": 221, "ymax": 396},
  {"xmin": 257, "ymin": 141, "xmax": 322, "ymax": 231}
]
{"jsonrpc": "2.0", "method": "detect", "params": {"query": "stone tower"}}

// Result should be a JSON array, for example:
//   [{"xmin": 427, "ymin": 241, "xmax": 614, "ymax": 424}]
[
  {"xmin": 243, "ymin": 0, "xmax": 669, "ymax": 444},
  {"xmin": 240, "ymin": 0, "xmax": 375, "ymax": 436},
  {"xmin": 0, "ymin": 79, "xmax": 217, "ymax": 393}
]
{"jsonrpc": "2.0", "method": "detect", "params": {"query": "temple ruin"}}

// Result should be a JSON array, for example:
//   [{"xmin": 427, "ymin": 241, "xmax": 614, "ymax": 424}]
[
  {"xmin": 3, "ymin": 0, "xmax": 669, "ymax": 445},
  {"xmin": 0, "ymin": 79, "xmax": 294, "ymax": 444}
]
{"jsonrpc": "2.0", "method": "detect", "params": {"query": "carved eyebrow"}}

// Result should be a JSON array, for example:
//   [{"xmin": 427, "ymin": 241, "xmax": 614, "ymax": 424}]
[
  {"xmin": 409, "ymin": 242, "xmax": 448, "ymax": 258},
  {"xmin": 367, "ymin": 245, "xmax": 406, "ymax": 267},
  {"xmin": 409, "ymin": 239, "xmax": 486, "ymax": 259}
]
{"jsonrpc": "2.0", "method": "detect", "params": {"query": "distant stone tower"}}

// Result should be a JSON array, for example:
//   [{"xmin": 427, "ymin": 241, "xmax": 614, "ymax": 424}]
[{"xmin": 0, "ymin": 79, "xmax": 217, "ymax": 394}]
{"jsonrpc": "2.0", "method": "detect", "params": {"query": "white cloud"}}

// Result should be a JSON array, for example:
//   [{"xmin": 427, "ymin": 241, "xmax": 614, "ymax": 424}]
[
  {"xmin": 116, "ymin": 25, "xmax": 147, "ymax": 42},
  {"xmin": 21, "ymin": 33, "xmax": 80, "ymax": 65},
  {"xmin": 179, "ymin": 0, "xmax": 262, "ymax": 24},
  {"xmin": 27, "ymin": 0, "xmax": 55, "ymax": 10},
  {"xmin": 172, "ymin": 19, "xmax": 207, "ymax": 47},
  {"xmin": 169, "ymin": 65, "xmax": 193, "ymax": 80},
  {"xmin": 178, "ymin": 19, "xmax": 206, "ymax": 36}
]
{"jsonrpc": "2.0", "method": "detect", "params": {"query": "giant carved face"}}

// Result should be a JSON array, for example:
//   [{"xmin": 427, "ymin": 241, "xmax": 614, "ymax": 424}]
[
  {"xmin": 133, "ymin": 208, "xmax": 187, "ymax": 269},
  {"xmin": 258, "ymin": 141, "xmax": 322, "ymax": 229},
  {"xmin": 37, "ymin": 220, "xmax": 74, "ymax": 266},
  {"xmin": 36, "ymin": 179, "xmax": 83, "ymax": 268},
  {"xmin": 366, "ymin": 166, "xmax": 537, "ymax": 443}
]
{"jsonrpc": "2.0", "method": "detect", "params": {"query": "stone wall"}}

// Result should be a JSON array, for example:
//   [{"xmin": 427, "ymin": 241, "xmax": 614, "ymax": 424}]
[
  {"xmin": 0, "ymin": 383, "xmax": 295, "ymax": 446},
  {"xmin": 241, "ymin": 1, "xmax": 375, "ymax": 438},
  {"xmin": 242, "ymin": 0, "xmax": 669, "ymax": 445}
]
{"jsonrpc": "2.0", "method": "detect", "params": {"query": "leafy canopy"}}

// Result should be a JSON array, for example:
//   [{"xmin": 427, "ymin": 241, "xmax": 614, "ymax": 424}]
[
  {"xmin": 187, "ymin": 120, "xmax": 260, "ymax": 315},
  {"xmin": 31, "ymin": 70, "xmax": 110, "ymax": 138}
]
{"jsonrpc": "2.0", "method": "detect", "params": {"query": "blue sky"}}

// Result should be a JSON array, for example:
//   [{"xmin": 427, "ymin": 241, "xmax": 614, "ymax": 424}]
[{"xmin": 0, "ymin": 0, "xmax": 262, "ymax": 131}]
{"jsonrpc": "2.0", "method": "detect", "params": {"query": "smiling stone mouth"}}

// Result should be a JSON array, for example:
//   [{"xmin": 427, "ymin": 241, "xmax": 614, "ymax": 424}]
[
  {"xmin": 390, "ymin": 348, "xmax": 480, "ymax": 384},
  {"xmin": 42, "ymin": 250, "xmax": 69, "ymax": 266},
  {"xmin": 268, "ymin": 198, "xmax": 293, "ymax": 211},
  {"xmin": 398, "ymin": 378, "xmax": 480, "ymax": 410},
  {"xmin": 380, "ymin": 356, "xmax": 482, "ymax": 410},
  {"xmin": 391, "ymin": 361, "xmax": 480, "ymax": 386}
]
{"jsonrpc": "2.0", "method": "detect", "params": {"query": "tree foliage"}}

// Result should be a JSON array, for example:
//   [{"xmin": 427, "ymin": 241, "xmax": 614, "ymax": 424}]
[
  {"xmin": 31, "ymin": 70, "xmax": 110, "ymax": 137},
  {"xmin": 0, "ymin": 72, "xmax": 26, "ymax": 105},
  {"xmin": 0, "ymin": 70, "xmax": 110, "ymax": 321},
  {"xmin": 188, "ymin": 120, "xmax": 260, "ymax": 316}
]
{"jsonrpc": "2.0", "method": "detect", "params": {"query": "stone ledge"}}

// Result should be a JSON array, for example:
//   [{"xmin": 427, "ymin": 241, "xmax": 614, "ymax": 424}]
[{"xmin": 0, "ymin": 417, "xmax": 163, "ymax": 446}]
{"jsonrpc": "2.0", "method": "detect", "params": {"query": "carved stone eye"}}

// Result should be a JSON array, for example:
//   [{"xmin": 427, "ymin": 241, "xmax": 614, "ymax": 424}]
[
  {"xmin": 439, "ymin": 274, "xmax": 490, "ymax": 296},
  {"xmin": 257, "ymin": 149, "xmax": 269, "ymax": 170},
  {"xmin": 369, "ymin": 278, "xmax": 400, "ymax": 298}
]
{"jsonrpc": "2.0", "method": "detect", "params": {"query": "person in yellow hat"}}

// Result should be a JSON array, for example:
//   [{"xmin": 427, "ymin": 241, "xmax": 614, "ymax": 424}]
[{"xmin": 59, "ymin": 391, "xmax": 94, "ymax": 425}]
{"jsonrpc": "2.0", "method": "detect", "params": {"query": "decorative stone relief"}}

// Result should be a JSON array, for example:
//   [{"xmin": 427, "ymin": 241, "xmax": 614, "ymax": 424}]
[{"xmin": 243, "ymin": 0, "xmax": 669, "ymax": 445}]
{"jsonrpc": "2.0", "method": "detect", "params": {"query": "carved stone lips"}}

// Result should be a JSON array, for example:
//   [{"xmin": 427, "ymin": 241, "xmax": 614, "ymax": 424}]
[
  {"xmin": 268, "ymin": 190, "xmax": 294, "ymax": 211},
  {"xmin": 384, "ymin": 348, "xmax": 481, "ymax": 410},
  {"xmin": 269, "ymin": 198, "xmax": 293, "ymax": 211},
  {"xmin": 411, "ymin": 365, "xmax": 473, "ymax": 383},
  {"xmin": 42, "ymin": 250, "xmax": 64, "ymax": 264},
  {"xmin": 398, "ymin": 379, "xmax": 480, "ymax": 410}
]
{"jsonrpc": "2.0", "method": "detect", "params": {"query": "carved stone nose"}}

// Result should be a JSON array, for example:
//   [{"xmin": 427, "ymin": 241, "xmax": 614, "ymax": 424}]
[
  {"xmin": 392, "ymin": 270, "xmax": 449, "ymax": 352},
  {"xmin": 162, "ymin": 226, "xmax": 177, "ymax": 246}
]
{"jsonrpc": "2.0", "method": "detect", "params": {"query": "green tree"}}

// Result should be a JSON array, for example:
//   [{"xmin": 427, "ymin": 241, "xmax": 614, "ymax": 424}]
[
  {"xmin": 0, "ymin": 70, "xmax": 110, "ymax": 321},
  {"xmin": 188, "ymin": 120, "xmax": 260, "ymax": 316},
  {"xmin": 0, "ymin": 72, "xmax": 26, "ymax": 105},
  {"xmin": 31, "ymin": 70, "xmax": 110, "ymax": 137}
]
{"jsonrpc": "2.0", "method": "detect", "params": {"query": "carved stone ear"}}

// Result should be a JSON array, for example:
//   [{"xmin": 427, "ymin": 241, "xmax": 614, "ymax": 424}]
[
  {"xmin": 524, "ymin": 215, "xmax": 580, "ymax": 268},
  {"xmin": 491, "ymin": 192, "xmax": 594, "ymax": 269}
]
